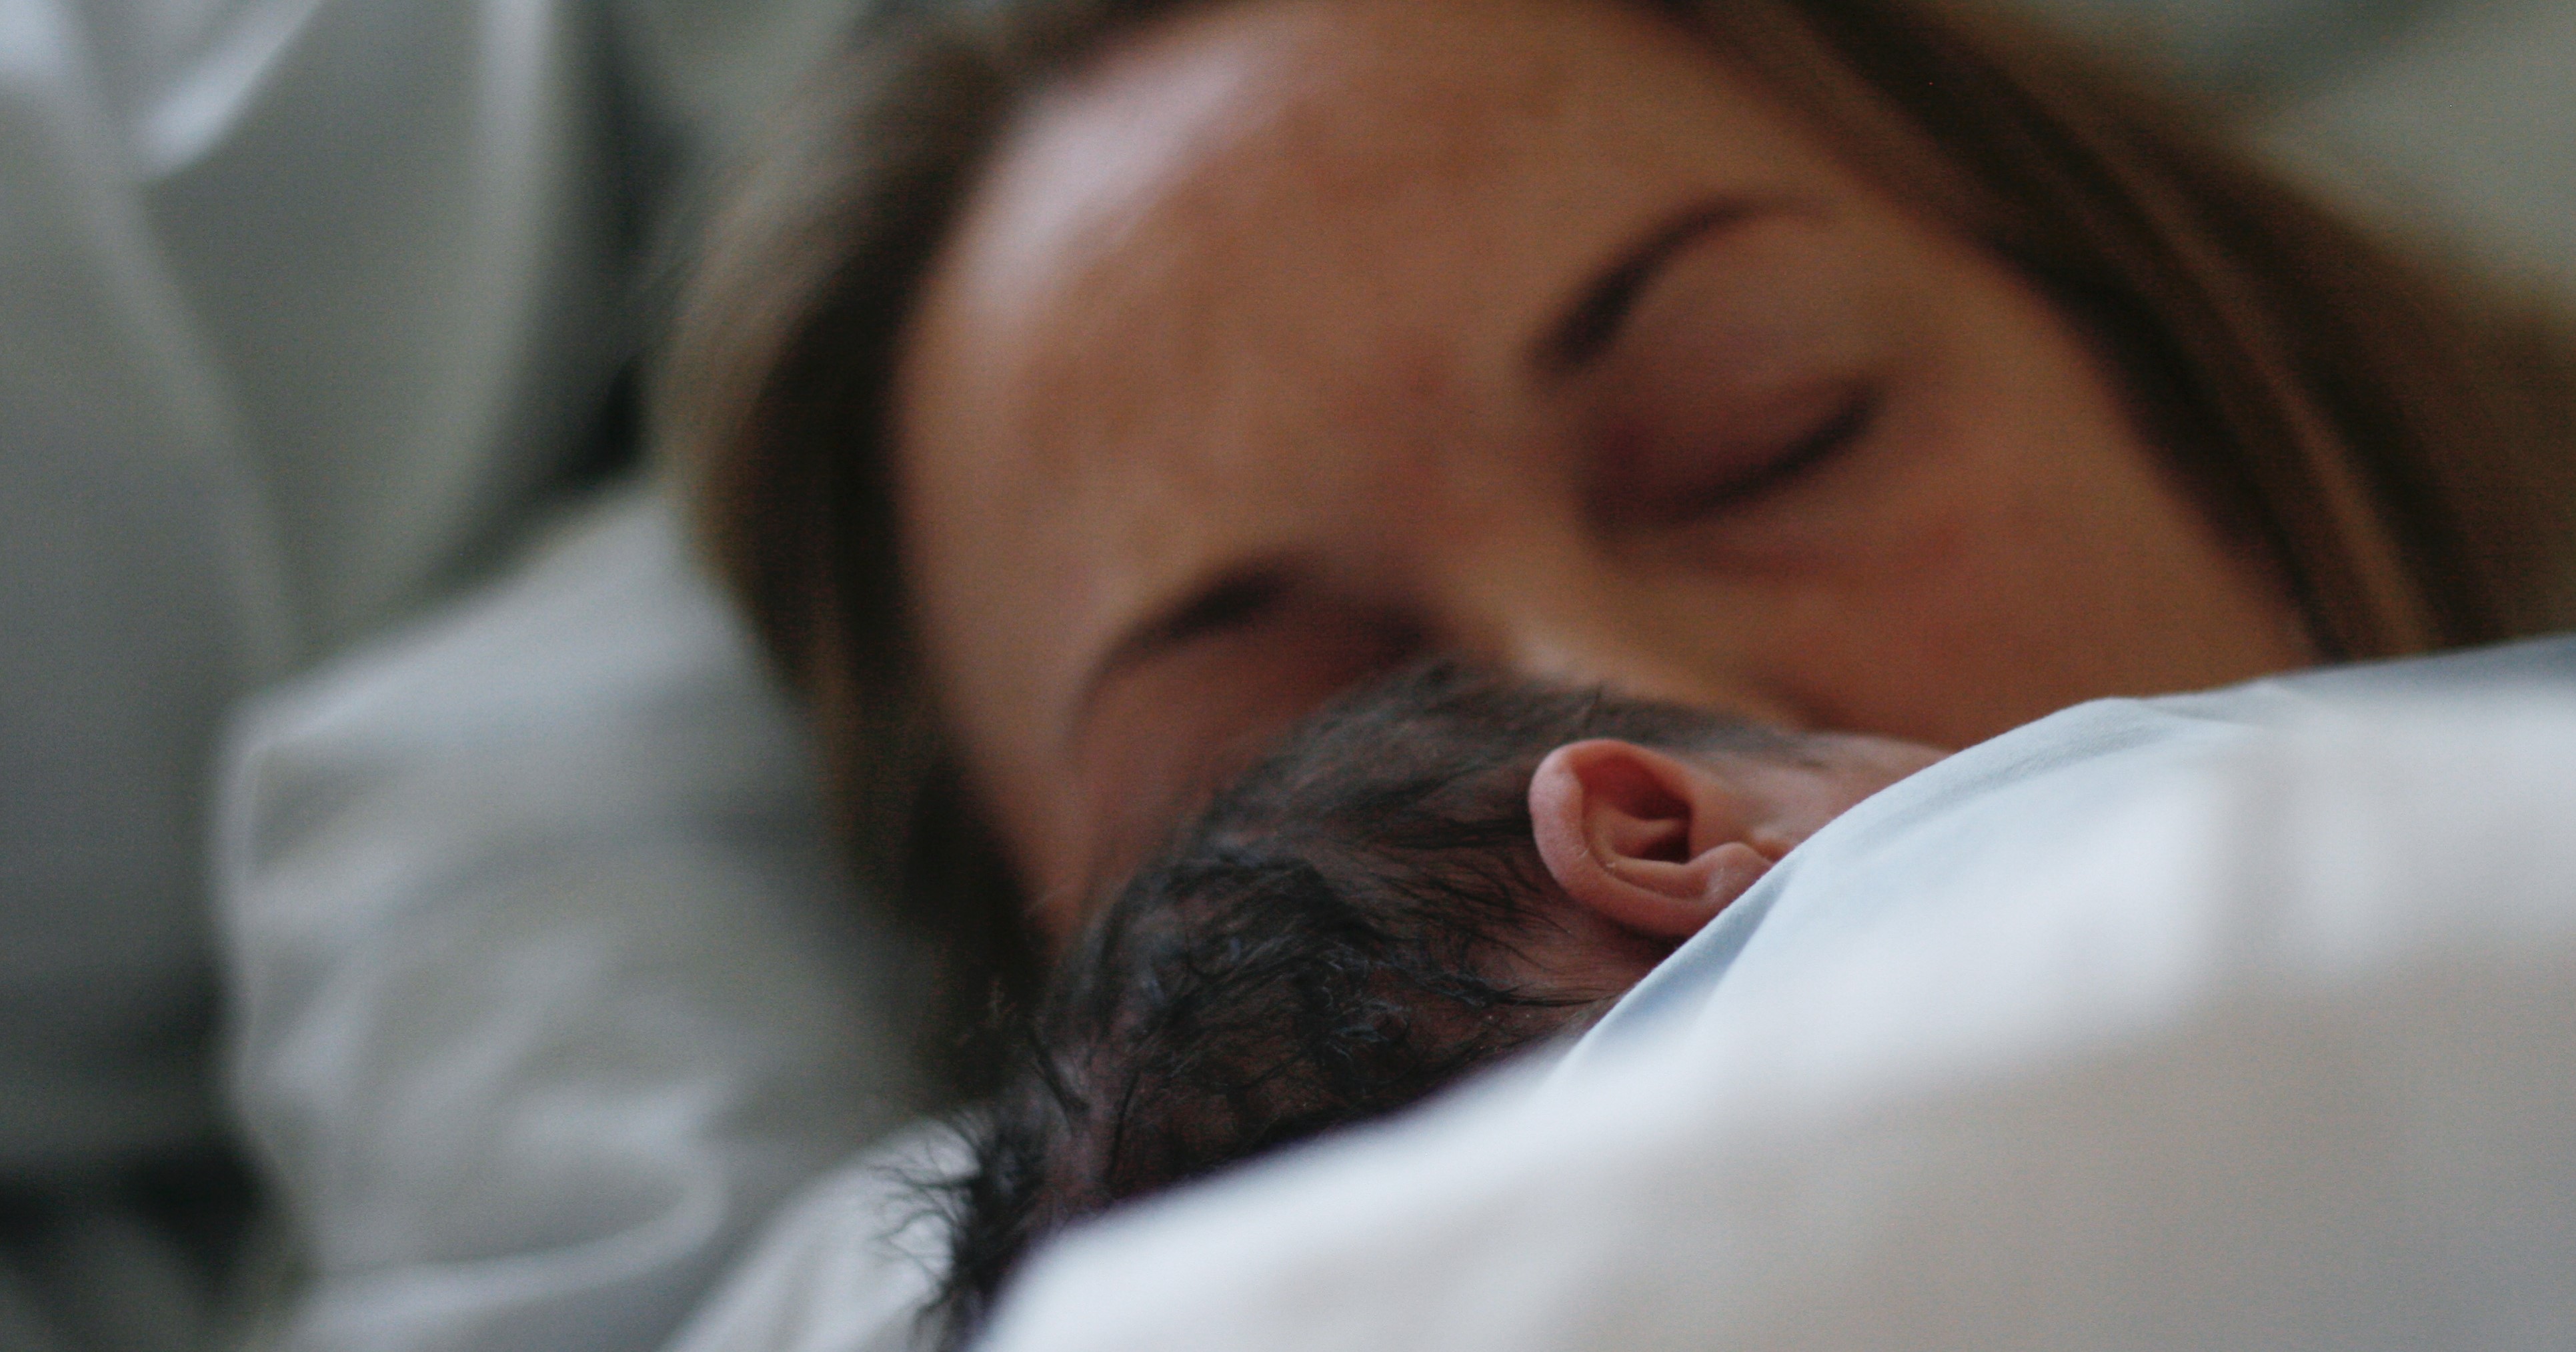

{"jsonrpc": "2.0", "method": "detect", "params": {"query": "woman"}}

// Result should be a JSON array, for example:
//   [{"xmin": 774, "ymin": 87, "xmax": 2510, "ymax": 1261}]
[{"xmin": 664, "ymin": 0, "xmax": 2576, "ymax": 1056}]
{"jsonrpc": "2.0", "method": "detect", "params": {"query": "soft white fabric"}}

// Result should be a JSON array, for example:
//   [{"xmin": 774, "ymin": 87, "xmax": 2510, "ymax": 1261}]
[
  {"xmin": 980, "ymin": 681, "xmax": 2576, "ymax": 1351},
  {"xmin": 21, "ymin": 0, "xmax": 631, "ymax": 655},
  {"xmin": 660, "ymin": 1127, "xmax": 965, "ymax": 1352},
  {"xmin": 1, "ymin": 0, "xmax": 293, "ymax": 1184},
  {"xmin": 218, "ymin": 488, "xmax": 940, "ymax": 1352},
  {"xmin": 3, "ymin": 0, "xmax": 863, "ymax": 1345}
]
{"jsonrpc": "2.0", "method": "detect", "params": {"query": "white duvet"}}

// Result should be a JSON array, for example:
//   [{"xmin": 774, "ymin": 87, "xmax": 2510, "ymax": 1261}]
[{"xmin": 957, "ymin": 641, "xmax": 2576, "ymax": 1351}]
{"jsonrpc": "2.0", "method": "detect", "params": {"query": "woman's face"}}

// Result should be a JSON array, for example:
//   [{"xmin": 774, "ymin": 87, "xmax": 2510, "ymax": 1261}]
[{"xmin": 896, "ymin": 0, "xmax": 2313, "ymax": 928}]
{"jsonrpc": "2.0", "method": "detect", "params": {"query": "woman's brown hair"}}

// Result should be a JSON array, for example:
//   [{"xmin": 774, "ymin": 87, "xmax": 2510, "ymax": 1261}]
[{"xmin": 658, "ymin": 0, "xmax": 2576, "ymax": 1078}]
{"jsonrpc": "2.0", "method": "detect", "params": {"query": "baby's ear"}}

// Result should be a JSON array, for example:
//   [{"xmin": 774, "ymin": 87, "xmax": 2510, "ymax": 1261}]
[{"xmin": 1528, "ymin": 739, "xmax": 1776, "ymax": 941}]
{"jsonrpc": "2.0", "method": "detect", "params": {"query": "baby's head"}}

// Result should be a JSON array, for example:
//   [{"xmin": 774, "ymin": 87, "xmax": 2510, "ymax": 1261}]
[{"xmin": 934, "ymin": 665, "xmax": 1938, "ymax": 1335}]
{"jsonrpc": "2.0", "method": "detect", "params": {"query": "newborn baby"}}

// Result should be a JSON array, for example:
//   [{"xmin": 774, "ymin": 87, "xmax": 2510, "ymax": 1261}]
[{"xmin": 932, "ymin": 665, "xmax": 1939, "ymax": 1338}]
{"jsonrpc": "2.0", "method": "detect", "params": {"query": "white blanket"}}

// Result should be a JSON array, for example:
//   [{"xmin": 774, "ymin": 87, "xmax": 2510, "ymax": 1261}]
[
  {"xmin": 975, "ymin": 642, "xmax": 2576, "ymax": 1350},
  {"xmin": 221, "ymin": 493, "xmax": 940, "ymax": 1352}
]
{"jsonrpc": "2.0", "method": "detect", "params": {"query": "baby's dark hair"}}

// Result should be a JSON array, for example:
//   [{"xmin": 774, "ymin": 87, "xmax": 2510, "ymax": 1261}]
[{"xmin": 927, "ymin": 663, "xmax": 1795, "ymax": 1343}]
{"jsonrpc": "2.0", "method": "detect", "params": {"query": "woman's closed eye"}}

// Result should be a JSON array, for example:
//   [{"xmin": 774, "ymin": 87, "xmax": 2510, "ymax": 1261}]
[
  {"xmin": 1630, "ymin": 383, "xmax": 1880, "ymax": 525},
  {"xmin": 1722, "ymin": 387, "xmax": 1878, "ymax": 506},
  {"xmin": 1565, "ymin": 215, "xmax": 1897, "ymax": 539}
]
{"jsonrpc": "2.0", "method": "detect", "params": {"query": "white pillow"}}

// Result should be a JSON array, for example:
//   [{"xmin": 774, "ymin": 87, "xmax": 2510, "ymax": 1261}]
[{"xmin": 217, "ymin": 486, "xmax": 940, "ymax": 1352}]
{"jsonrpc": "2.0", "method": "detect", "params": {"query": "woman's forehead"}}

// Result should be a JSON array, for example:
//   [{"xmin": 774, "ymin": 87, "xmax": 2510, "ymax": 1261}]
[{"xmin": 896, "ymin": 0, "xmax": 1864, "ymax": 530}]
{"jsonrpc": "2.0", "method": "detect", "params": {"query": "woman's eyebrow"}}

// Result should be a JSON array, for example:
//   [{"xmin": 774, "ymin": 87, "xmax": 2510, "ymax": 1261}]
[{"xmin": 1536, "ymin": 197, "xmax": 1777, "ymax": 375}]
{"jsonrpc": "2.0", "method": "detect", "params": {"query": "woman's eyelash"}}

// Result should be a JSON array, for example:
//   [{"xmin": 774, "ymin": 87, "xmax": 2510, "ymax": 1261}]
[{"xmin": 1677, "ymin": 391, "xmax": 1878, "ymax": 515}]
